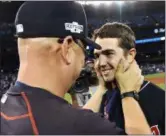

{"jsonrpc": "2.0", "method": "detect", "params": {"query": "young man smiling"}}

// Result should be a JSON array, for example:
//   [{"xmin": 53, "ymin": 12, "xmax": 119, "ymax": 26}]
[{"xmin": 84, "ymin": 22, "xmax": 165, "ymax": 135}]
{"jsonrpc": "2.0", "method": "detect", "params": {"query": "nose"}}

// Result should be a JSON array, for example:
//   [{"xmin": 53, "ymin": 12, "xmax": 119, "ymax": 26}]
[{"xmin": 99, "ymin": 55, "xmax": 107, "ymax": 68}]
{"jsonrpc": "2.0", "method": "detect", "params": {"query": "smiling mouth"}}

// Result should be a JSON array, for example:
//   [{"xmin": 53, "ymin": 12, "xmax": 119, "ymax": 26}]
[{"xmin": 101, "ymin": 68, "xmax": 113, "ymax": 75}]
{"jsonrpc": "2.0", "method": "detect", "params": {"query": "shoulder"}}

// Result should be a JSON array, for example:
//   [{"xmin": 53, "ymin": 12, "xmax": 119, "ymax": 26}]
[
  {"xmin": 139, "ymin": 81, "xmax": 165, "ymax": 130},
  {"xmin": 140, "ymin": 81, "xmax": 165, "ymax": 103},
  {"xmin": 139, "ymin": 81, "xmax": 165, "ymax": 110}
]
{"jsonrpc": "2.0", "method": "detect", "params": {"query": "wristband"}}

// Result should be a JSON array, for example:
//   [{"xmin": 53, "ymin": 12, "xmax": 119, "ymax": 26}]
[{"xmin": 121, "ymin": 91, "xmax": 139, "ymax": 101}]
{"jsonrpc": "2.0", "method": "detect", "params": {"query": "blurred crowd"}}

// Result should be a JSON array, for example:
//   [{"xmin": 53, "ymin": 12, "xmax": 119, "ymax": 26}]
[
  {"xmin": 0, "ymin": 63, "xmax": 164, "ymax": 98},
  {"xmin": 0, "ymin": 70, "xmax": 17, "ymax": 97},
  {"xmin": 140, "ymin": 63, "xmax": 165, "ymax": 75},
  {"xmin": 0, "ymin": 22, "xmax": 15, "ymax": 36}
]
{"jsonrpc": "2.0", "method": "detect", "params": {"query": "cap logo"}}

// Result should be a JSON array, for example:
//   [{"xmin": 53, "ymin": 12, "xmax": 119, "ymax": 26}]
[
  {"xmin": 65, "ymin": 22, "xmax": 83, "ymax": 34},
  {"xmin": 16, "ymin": 24, "xmax": 24, "ymax": 33}
]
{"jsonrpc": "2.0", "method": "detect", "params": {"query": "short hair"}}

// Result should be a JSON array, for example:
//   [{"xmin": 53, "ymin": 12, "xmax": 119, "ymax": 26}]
[{"xmin": 93, "ymin": 22, "xmax": 136, "ymax": 51}]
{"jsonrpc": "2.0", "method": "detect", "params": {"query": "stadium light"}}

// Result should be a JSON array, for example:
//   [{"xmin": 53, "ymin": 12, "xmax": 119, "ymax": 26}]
[
  {"xmin": 116, "ymin": 1, "xmax": 124, "ymax": 6},
  {"xmin": 103, "ymin": 1, "xmax": 113, "ymax": 5},
  {"xmin": 86, "ymin": 1, "xmax": 101, "ymax": 6},
  {"xmin": 86, "ymin": 46, "xmax": 90, "ymax": 50},
  {"xmin": 128, "ymin": 1, "xmax": 136, "ymax": 3},
  {"xmin": 136, "ymin": 37, "xmax": 165, "ymax": 44},
  {"xmin": 77, "ymin": 1, "xmax": 86, "ymax": 5},
  {"xmin": 77, "ymin": 1, "xmax": 113, "ymax": 6},
  {"xmin": 161, "ymin": 37, "xmax": 165, "ymax": 41},
  {"xmin": 154, "ymin": 29, "xmax": 159, "ymax": 34}
]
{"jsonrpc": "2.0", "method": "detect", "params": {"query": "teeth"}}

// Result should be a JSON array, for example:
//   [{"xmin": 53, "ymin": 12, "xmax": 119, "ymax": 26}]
[
  {"xmin": 102, "ymin": 70, "xmax": 110, "ymax": 74},
  {"xmin": 102, "ymin": 69, "xmax": 111, "ymax": 71}
]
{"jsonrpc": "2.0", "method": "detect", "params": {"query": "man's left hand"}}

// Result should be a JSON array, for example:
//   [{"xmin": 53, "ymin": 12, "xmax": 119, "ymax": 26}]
[{"xmin": 115, "ymin": 59, "xmax": 144, "ymax": 94}]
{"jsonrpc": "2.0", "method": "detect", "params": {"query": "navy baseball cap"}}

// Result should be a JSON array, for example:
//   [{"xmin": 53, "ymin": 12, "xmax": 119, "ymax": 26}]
[{"xmin": 15, "ymin": 1, "xmax": 101, "ymax": 49}]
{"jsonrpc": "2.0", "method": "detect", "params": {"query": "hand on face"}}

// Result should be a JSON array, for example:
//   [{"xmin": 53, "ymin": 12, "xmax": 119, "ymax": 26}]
[
  {"xmin": 94, "ymin": 60, "xmax": 106, "ymax": 89},
  {"xmin": 115, "ymin": 58, "xmax": 144, "ymax": 94}
]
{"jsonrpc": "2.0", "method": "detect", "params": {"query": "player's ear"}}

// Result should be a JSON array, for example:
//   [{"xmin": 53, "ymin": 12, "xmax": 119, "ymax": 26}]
[
  {"xmin": 126, "ymin": 48, "xmax": 136, "ymax": 64},
  {"xmin": 60, "ymin": 36, "xmax": 73, "ymax": 65}
]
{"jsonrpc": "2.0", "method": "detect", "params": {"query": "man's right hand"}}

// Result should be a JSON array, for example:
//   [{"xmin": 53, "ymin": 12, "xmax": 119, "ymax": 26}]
[
  {"xmin": 94, "ymin": 60, "xmax": 106, "ymax": 94},
  {"xmin": 82, "ymin": 60, "xmax": 107, "ymax": 112}
]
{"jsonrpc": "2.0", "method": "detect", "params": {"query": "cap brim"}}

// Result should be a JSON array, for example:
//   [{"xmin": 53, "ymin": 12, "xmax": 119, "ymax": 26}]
[{"xmin": 82, "ymin": 37, "xmax": 101, "ymax": 50}]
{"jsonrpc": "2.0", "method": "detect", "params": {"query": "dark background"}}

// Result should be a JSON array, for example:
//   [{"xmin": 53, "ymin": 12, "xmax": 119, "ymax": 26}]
[{"xmin": 0, "ymin": 1, "xmax": 165, "ymax": 72}]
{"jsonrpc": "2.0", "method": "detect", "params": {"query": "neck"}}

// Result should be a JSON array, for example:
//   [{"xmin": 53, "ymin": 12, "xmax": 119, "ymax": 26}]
[
  {"xmin": 17, "ymin": 62, "xmax": 69, "ymax": 98},
  {"xmin": 105, "ymin": 80, "xmax": 117, "ymax": 90}
]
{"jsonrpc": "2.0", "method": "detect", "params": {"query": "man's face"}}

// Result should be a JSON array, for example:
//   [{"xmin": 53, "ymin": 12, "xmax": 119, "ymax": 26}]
[{"xmin": 94, "ymin": 38, "xmax": 127, "ymax": 82}]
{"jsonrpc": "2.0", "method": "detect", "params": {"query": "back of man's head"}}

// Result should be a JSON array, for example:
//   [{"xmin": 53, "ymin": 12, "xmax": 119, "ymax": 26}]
[
  {"xmin": 18, "ymin": 37, "xmax": 60, "ymax": 62},
  {"xmin": 15, "ymin": 1, "xmax": 101, "ymax": 69},
  {"xmin": 15, "ymin": 1, "xmax": 101, "ymax": 95}
]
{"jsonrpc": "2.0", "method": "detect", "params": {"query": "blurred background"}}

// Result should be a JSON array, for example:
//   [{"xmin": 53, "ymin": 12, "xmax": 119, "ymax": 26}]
[{"xmin": 0, "ymin": 1, "xmax": 165, "ymax": 104}]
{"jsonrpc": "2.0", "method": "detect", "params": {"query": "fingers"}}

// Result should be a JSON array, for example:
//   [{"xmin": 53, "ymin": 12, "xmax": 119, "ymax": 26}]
[
  {"xmin": 116, "ymin": 58, "xmax": 125, "ymax": 74},
  {"xmin": 136, "ymin": 75, "xmax": 144, "ymax": 91},
  {"xmin": 134, "ymin": 63, "xmax": 144, "ymax": 91},
  {"xmin": 127, "ymin": 60, "xmax": 140, "ymax": 73},
  {"xmin": 94, "ymin": 59, "xmax": 105, "ymax": 87},
  {"xmin": 94, "ymin": 60, "xmax": 101, "ymax": 76},
  {"xmin": 94, "ymin": 60, "xmax": 99, "ymax": 70}
]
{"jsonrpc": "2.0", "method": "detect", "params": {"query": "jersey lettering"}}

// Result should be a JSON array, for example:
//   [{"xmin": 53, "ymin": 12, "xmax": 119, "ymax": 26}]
[{"xmin": 151, "ymin": 125, "xmax": 160, "ymax": 135}]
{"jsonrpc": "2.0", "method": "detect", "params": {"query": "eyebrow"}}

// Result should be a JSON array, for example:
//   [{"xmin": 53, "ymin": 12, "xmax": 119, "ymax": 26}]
[{"xmin": 94, "ymin": 49, "xmax": 116, "ymax": 55}]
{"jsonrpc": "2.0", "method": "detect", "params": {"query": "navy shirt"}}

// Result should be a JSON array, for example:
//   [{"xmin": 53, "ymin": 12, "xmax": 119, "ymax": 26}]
[
  {"xmin": 100, "ymin": 81, "xmax": 165, "ymax": 135},
  {"xmin": 1, "ymin": 81, "xmax": 125, "ymax": 135}
]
